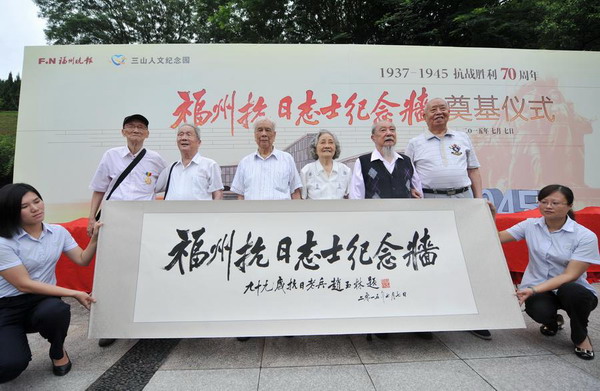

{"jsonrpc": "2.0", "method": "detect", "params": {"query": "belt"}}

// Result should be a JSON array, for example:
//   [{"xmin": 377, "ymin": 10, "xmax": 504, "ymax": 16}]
[{"xmin": 422, "ymin": 186, "xmax": 470, "ymax": 196}]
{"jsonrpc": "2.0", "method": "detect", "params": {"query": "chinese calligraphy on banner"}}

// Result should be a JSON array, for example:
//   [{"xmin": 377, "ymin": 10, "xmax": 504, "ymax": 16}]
[{"xmin": 89, "ymin": 199, "xmax": 524, "ymax": 338}]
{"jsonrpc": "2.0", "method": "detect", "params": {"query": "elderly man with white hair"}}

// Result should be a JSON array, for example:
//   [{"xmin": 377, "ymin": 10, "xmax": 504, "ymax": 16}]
[
  {"xmin": 405, "ymin": 97, "xmax": 489, "ymax": 340},
  {"xmin": 231, "ymin": 118, "xmax": 302, "ymax": 200},
  {"xmin": 405, "ymin": 97, "xmax": 482, "ymax": 199},
  {"xmin": 349, "ymin": 119, "xmax": 421, "ymax": 200},
  {"xmin": 156, "ymin": 123, "xmax": 223, "ymax": 200}
]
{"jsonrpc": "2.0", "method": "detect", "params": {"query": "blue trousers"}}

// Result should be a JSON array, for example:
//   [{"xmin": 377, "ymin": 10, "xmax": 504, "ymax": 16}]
[{"xmin": 0, "ymin": 294, "xmax": 70, "ymax": 383}]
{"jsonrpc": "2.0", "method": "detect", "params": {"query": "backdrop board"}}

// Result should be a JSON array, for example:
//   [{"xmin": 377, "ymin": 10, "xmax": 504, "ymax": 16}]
[
  {"xmin": 15, "ymin": 44, "xmax": 600, "ymax": 223},
  {"xmin": 89, "ymin": 198, "xmax": 525, "ymax": 338}
]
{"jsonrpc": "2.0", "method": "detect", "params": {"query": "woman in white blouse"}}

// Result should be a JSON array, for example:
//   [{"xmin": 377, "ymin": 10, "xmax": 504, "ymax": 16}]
[
  {"xmin": 300, "ymin": 130, "xmax": 351, "ymax": 200},
  {"xmin": 495, "ymin": 184, "xmax": 599, "ymax": 360}
]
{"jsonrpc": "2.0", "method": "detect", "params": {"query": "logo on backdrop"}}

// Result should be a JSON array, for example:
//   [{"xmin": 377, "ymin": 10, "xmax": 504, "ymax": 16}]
[
  {"xmin": 111, "ymin": 54, "xmax": 126, "ymax": 66},
  {"xmin": 37, "ymin": 57, "xmax": 93, "ymax": 65}
]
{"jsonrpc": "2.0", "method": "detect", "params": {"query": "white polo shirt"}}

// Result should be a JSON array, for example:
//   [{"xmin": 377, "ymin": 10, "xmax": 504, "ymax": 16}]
[
  {"xmin": 300, "ymin": 160, "xmax": 351, "ymax": 199},
  {"xmin": 156, "ymin": 152, "xmax": 224, "ymax": 200},
  {"xmin": 231, "ymin": 149, "xmax": 302, "ymax": 200},
  {"xmin": 405, "ymin": 129, "xmax": 479, "ymax": 190},
  {"xmin": 89, "ymin": 146, "xmax": 166, "ymax": 200},
  {"xmin": 507, "ymin": 217, "xmax": 600, "ymax": 295}
]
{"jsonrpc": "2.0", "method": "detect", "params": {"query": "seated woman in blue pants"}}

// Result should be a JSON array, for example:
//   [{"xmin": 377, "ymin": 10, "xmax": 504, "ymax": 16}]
[
  {"xmin": 0, "ymin": 183, "xmax": 101, "ymax": 383},
  {"xmin": 496, "ymin": 184, "xmax": 599, "ymax": 360}
]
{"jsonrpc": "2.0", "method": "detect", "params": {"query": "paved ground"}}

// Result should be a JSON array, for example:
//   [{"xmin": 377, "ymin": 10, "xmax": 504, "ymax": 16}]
[{"xmin": 3, "ymin": 285, "xmax": 600, "ymax": 391}]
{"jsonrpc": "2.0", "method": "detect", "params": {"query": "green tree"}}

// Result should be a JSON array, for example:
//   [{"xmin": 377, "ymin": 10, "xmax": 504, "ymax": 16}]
[
  {"xmin": 285, "ymin": 0, "xmax": 393, "ymax": 44},
  {"xmin": 35, "ymin": 0, "xmax": 201, "ymax": 44},
  {"xmin": 0, "ymin": 111, "xmax": 17, "ymax": 186},
  {"xmin": 0, "ymin": 73, "xmax": 21, "ymax": 111},
  {"xmin": 203, "ymin": 0, "xmax": 291, "ymax": 43},
  {"xmin": 536, "ymin": 0, "xmax": 600, "ymax": 50},
  {"xmin": 32, "ymin": 0, "xmax": 600, "ymax": 49},
  {"xmin": 450, "ymin": 0, "xmax": 544, "ymax": 49}
]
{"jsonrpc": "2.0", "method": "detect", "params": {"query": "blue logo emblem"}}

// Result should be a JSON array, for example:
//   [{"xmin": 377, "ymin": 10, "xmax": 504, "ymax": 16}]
[{"xmin": 111, "ymin": 54, "xmax": 126, "ymax": 66}]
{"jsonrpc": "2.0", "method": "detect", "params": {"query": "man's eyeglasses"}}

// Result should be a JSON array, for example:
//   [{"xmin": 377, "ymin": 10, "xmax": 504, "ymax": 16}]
[
  {"xmin": 124, "ymin": 124, "xmax": 147, "ymax": 130},
  {"xmin": 537, "ymin": 201, "xmax": 568, "ymax": 207}
]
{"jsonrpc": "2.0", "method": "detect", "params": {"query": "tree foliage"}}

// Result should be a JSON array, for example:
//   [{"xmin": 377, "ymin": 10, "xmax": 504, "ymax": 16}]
[
  {"xmin": 35, "ymin": 0, "xmax": 200, "ymax": 43},
  {"xmin": 0, "ymin": 73, "xmax": 21, "ymax": 111},
  {"xmin": 0, "ymin": 111, "xmax": 17, "ymax": 186},
  {"xmin": 33, "ymin": 0, "xmax": 599, "ymax": 50}
]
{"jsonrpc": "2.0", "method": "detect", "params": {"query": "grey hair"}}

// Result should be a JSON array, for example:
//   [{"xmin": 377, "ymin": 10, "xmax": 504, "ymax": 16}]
[
  {"xmin": 178, "ymin": 123, "xmax": 201, "ymax": 141},
  {"xmin": 371, "ymin": 120, "xmax": 395, "ymax": 135},
  {"xmin": 309, "ymin": 129, "xmax": 341, "ymax": 160},
  {"xmin": 423, "ymin": 97, "xmax": 448, "ymax": 112},
  {"xmin": 371, "ymin": 122, "xmax": 378, "ymax": 135},
  {"xmin": 253, "ymin": 117, "xmax": 276, "ymax": 131}
]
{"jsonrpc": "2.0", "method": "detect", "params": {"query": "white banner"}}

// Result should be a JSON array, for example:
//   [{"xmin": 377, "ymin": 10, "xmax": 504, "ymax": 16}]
[{"xmin": 89, "ymin": 199, "xmax": 524, "ymax": 338}]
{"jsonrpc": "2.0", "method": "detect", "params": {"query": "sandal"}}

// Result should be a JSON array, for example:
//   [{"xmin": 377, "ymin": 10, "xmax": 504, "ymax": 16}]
[
  {"xmin": 540, "ymin": 314, "xmax": 564, "ymax": 336},
  {"xmin": 575, "ymin": 336, "xmax": 595, "ymax": 361}
]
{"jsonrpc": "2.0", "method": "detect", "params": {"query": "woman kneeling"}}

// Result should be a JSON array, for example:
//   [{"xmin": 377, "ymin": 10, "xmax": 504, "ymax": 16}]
[
  {"xmin": 0, "ymin": 183, "xmax": 101, "ymax": 383},
  {"xmin": 497, "ymin": 184, "xmax": 599, "ymax": 360}
]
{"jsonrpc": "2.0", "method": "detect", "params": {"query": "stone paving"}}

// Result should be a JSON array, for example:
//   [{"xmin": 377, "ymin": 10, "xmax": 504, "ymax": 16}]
[{"xmin": 3, "ymin": 285, "xmax": 600, "ymax": 390}]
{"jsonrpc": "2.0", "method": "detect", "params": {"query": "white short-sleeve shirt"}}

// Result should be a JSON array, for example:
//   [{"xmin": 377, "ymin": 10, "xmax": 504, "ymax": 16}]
[
  {"xmin": 507, "ymin": 216, "xmax": 600, "ymax": 295},
  {"xmin": 0, "ymin": 224, "xmax": 78, "ymax": 298},
  {"xmin": 89, "ymin": 146, "xmax": 166, "ymax": 200},
  {"xmin": 231, "ymin": 149, "xmax": 302, "ymax": 200},
  {"xmin": 156, "ymin": 152, "xmax": 224, "ymax": 200},
  {"xmin": 405, "ymin": 129, "xmax": 479, "ymax": 190},
  {"xmin": 300, "ymin": 161, "xmax": 351, "ymax": 199}
]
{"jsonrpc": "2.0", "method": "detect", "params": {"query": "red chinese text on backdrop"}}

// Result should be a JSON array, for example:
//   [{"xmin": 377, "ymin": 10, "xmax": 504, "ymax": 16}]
[{"xmin": 171, "ymin": 88, "xmax": 556, "ymax": 135}]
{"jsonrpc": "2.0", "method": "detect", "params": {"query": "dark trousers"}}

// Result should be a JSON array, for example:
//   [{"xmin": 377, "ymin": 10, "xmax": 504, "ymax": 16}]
[
  {"xmin": 0, "ymin": 294, "xmax": 71, "ymax": 383},
  {"xmin": 524, "ymin": 282, "xmax": 598, "ymax": 345}
]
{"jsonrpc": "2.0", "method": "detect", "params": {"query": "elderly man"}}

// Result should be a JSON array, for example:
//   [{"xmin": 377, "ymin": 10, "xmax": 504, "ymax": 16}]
[
  {"xmin": 230, "ymin": 118, "xmax": 301, "ymax": 342},
  {"xmin": 231, "ymin": 118, "xmax": 302, "ymax": 200},
  {"xmin": 349, "ymin": 119, "xmax": 422, "ymax": 340},
  {"xmin": 156, "ymin": 124, "xmax": 223, "ymax": 200},
  {"xmin": 405, "ymin": 97, "xmax": 489, "ymax": 340},
  {"xmin": 349, "ymin": 120, "xmax": 421, "ymax": 199},
  {"xmin": 405, "ymin": 97, "xmax": 482, "ymax": 199},
  {"xmin": 87, "ymin": 114, "xmax": 165, "ymax": 347}
]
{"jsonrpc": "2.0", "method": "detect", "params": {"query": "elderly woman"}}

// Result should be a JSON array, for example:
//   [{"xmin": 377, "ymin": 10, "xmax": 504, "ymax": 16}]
[
  {"xmin": 497, "ymin": 184, "xmax": 599, "ymax": 360},
  {"xmin": 300, "ymin": 130, "xmax": 351, "ymax": 199},
  {"xmin": 0, "ymin": 183, "xmax": 101, "ymax": 382}
]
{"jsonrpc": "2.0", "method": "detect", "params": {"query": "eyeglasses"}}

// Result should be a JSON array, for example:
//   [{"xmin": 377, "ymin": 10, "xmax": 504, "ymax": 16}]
[
  {"xmin": 124, "ymin": 124, "xmax": 147, "ymax": 130},
  {"xmin": 537, "ymin": 201, "xmax": 569, "ymax": 207}
]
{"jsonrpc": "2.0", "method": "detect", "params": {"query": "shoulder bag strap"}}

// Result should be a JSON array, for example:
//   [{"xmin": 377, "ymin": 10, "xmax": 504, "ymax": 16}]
[
  {"xmin": 105, "ymin": 148, "xmax": 147, "ymax": 201},
  {"xmin": 163, "ymin": 162, "xmax": 178, "ymax": 199}
]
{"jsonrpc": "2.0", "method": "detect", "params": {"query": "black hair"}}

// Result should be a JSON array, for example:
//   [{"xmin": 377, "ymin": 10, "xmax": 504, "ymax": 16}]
[
  {"xmin": 0, "ymin": 183, "xmax": 43, "ymax": 238},
  {"xmin": 537, "ymin": 184, "xmax": 575, "ymax": 221}
]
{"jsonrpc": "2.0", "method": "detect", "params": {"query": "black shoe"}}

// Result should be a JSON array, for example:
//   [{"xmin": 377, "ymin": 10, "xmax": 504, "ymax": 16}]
[
  {"xmin": 575, "ymin": 347, "xmax": 595, "ymax": 360},
  {"xmin": 540, "ymin": 314, "xmax": 564, "ymax": 336},
  {"xmin": 416, "ymin": 332, "xmax": 434, "ymax": 340},
  {"xmin": 237, "ymin": 337, "xmax": 250, "ymax": 342},
  {"xmin": 52, "ymin": 352, "xmax": 72, "ymax": 376},
  {"xmin": 575, "ymin": 336, "xmax": 594, "ymax": 360},
  {"xmin": 470, "ymin": 330, "xmax": 492, "ymax": 340},
  {"xmin": 98, "ymin": 338, "xmax": 116, "ymax": 347}
]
